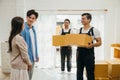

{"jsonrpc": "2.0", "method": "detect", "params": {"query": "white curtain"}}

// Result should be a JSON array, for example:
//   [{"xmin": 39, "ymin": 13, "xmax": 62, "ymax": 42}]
[{"xmin": 34, "ymin": 12, "xmax": 56, "ymax": 68}]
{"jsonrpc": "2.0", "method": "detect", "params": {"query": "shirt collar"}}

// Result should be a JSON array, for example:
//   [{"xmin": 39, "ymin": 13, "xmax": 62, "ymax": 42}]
[{"xmin": 25, "ymin": 22, "xmax": 34, "ymax": 30}]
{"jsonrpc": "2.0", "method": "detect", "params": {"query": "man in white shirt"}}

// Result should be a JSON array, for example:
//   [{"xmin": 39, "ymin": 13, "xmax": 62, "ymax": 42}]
[
  {"xmin": 76, "ymin": 13, "xmax": 102, "ymax": 80},
  {"xmin": 59, "ymin": 19, "xmax": 72, "ymax": 72}
]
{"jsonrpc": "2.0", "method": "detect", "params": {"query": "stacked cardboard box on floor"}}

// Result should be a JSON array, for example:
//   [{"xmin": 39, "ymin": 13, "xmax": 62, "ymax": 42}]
[
  {"xmin": 111, "ymin": 44, "xmax": 120, "ymax": 58},
  {"xmin": 106, "ymin": 59, "xmax": 120, "ymax": 80},
  {"xmin": 114, "ymin": 48, "xmax": 120, "ymax": 58},
  {"xmin": 95, "ymin": 78, "xmax": 109, "ymax": 80},
  {"xmin": 111, "ymin": 44, "xmax": 120, "ymax": 47},
  {"xmin": 95, "ymin": 61, "xmax": 109, "ymax": 80}
]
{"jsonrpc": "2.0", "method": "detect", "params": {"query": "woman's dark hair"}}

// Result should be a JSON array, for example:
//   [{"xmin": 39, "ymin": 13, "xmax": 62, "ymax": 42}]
[
  {"xmin": 82, "ymin": 13, "xmax": 92, "ymax": 22},
  {"xmin": 64, "ymin": 19, "xmax": 70, "ymax": 23},
  {"xmin": 8, "ymin": 17, "xmax": 24, "ymax": 52},
  {"xmin": 27, "ymin": 9, "xmax": 38, "ymax": 19}
]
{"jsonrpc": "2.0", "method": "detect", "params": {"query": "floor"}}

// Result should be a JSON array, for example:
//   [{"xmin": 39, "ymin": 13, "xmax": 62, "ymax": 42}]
[
  {"xmin": 0, "ymin": 67, "xmax": 87, "ymax": 80},
  {"xmin": 32, "ymin": 68, "xmax": 77, "ymax": 80}
]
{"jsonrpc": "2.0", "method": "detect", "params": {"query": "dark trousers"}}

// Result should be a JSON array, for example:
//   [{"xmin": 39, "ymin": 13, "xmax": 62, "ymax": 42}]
[
  {"xmin": 77, "ymin": 48, "xmax": 95, "ymax": 80},
  {"xmin": 60, "ymin": 47, "xmax": 72, "ymax": 71}
]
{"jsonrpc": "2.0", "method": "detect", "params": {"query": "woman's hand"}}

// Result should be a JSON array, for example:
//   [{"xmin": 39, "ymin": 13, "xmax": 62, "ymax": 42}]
[{"xmin": 28, "ymin": 63, "xmax": 32, "ymax": 70}]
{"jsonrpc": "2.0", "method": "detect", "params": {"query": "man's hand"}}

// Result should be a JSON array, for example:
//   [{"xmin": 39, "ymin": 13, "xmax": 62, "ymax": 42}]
[
  {"xmin": 36, "ymin": 57, "xmax": 39, "ymax": 62},
  {"xmin": 86, "ymin": 37, "xmax": 102, "ymax": 48},
  {"xmin": 86, "ymin": 43, "xmax": 94, "ymax": 49}
]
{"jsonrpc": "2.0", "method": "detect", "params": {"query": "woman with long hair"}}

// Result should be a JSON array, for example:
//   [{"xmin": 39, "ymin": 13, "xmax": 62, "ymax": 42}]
[{"xmin": 8, "ymin": 17, "xmax": 32, "ymax": 80}]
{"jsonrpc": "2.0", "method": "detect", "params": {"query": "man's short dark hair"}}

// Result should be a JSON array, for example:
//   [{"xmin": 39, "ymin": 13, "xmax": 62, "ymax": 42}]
[
  {"xmin": 64, "ymin": 19, "xmax": 70, "ymax": 23},
  {"xmin": 27, "ymin": 9, "xmax": 38, "ymax": 19},
  {"xmin": 82, "ymin": 13, "xmax": 92, "ymax": 22}
]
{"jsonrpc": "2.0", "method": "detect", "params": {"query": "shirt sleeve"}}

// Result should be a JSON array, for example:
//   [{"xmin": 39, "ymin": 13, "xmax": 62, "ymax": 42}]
[
  {"xmin": 58, "ymin": 29, "xmax": 62, "ymax": 35},
  {"xmin": 20, "ymin": 29, "xmax": 26, "ymax": 41},
  {"xmin": 93, "ymin": 28, "xmax": 101, "ymax": 38},
  {"xmin": 16, "ymin": 36, "xmax": 32, "ymax": 65}
]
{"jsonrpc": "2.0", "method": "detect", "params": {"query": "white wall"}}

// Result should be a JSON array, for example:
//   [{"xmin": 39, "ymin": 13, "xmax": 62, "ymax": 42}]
[
  {"xmin": 24, "ymin": 0, "xmax": 116, "ymax": 10},
  {"xmin": 114, "ymin": 0, "xmax": 120, "ymax": 43},
  {"xmin": 0, "ymin": 0, "xmax": 25, "ymax": 66},
  {"xmin": 0, "ymin": 0, "xmax": 25, "ymax": 42},
  {"xmin": 24, "ymin": 0, "xmax": 120, "ymax": 59},
  {"xmin": 0, "ymin": 0, "xmax": 16, "ymax": 42},
  {"xmin": 0, "ymin": 0, "xmax": 16, "ymax": 66},
  {"xmin": 0, "ymin": 0, "xmax": 120, "ymax": 64}
]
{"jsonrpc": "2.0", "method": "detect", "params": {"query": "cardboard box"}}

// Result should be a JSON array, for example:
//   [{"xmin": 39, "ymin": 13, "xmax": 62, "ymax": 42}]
[
  {"xmin": 95, "ymin": 61, "xmax": 108, "ymax": 78},
  {"xmin": 66, "ymin": 34, "xmax": 92, "ymax": 47},
  {"xmin": 52, "ymin": 35, "xmax": 67, "ymax": 46},
  {"xmin": 111, "ymin": 44, "xmax": 120, "ymax": 58},
  {"xmin": 111, "ymin": 44, "xmax": 120, "ymax": 47},
  {"xmin": 106, "ymin": 60, "xmax": 120, "ymax": 78},
  {"xmin": 95, "ymin": 77, "xmax": 109, "ymax": 80},
  {"xmin": 95, "ymin": 75, "xmax": 120, "ymax": 80},
  {"xmin": 109, "ymin": 76, "xmax": 120, "ymax": 80},
  {"xmin": 96, "ymin": 77, "xmax": 120, "ymax": 80},
  {"xmin": 114, "ymin": 48, "xmax": 120, "ymax": 58},
  {"xmin": 52, "ymin": 34, "xmax": 92, "ymax": 47}
]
